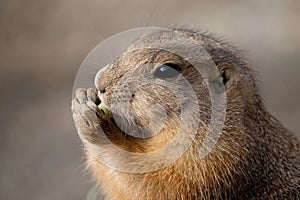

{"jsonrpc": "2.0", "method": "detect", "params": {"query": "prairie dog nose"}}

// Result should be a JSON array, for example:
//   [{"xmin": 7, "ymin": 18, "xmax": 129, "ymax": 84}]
[{"xmin": 94, "ymin": 67, "xmax": 107, "ymax": 93}]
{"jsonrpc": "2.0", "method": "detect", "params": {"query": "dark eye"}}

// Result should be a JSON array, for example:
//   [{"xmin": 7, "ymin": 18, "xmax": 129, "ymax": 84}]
[{"xmin": 154, "ymin": 63, "xmax": 181, "ymax": 80}]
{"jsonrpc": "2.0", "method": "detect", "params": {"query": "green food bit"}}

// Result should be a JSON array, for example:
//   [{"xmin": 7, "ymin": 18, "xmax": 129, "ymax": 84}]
[{"xmin": 98, "ymin": 103, "xmax": 113, "ymax": 119}]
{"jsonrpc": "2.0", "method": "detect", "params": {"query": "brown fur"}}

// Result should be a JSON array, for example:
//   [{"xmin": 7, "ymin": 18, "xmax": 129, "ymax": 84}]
[{"xmin": 71, "ymin": 28, "xmax": 300, "ymax": 199}]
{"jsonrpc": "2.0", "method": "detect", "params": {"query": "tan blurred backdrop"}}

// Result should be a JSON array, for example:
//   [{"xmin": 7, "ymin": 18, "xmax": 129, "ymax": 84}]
[{"xmin": 0, "ymin": 0, "xmax": 299, "ymax": 199}]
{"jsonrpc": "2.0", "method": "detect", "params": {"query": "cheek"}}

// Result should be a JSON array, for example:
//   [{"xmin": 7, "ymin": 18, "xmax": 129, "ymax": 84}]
[
  {"xmin": 129, "ymin": 88, "xmax": 180, "ymax": 128},
  {"xmin": 129, "ymin": 91, "xmax": 153, "ymax": 127},
  {"xmin": 129, "ymin": 91, "xmax": 180, "ymax": 142}
]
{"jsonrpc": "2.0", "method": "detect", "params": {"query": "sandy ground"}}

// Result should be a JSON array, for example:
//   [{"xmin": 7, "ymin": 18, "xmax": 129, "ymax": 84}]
[{"xmin": 0, "ymin": 0, "xmax": 299, "ymax": 199}]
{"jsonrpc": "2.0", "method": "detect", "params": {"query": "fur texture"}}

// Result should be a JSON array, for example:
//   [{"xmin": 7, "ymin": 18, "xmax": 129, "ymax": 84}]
[{"xmin": 71, "ymin": 28, "xmax": 300, "ymax": 200}]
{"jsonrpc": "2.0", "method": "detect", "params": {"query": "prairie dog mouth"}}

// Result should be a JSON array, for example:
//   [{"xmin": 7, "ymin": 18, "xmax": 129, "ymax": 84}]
[
  {"xmin": 96, "ymin": 90, "xmax": 114, "ymax": 119},
  {"xmin": 97, "ymin": 90, "xmax": 131, "ymax": 118}
]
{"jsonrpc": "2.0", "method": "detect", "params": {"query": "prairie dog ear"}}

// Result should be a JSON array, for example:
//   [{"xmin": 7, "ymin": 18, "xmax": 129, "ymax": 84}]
[
  {"xmin": 212, "ymin": 50, "xmax": 247, "ymax": 86},
  {"xmin": 219, "ymin": 64, "xmax": 233, "ymax": 85},
  {"xmin": 219, "ymin": 66, "xmax": 229, "ymax": 85},
  {"xmin": 205, "ymin": 60, "xmax": 244, "ymax": 96},
  {"xmin": 217, "ymin": 59, "xmax": 244, "ymax": 86}
]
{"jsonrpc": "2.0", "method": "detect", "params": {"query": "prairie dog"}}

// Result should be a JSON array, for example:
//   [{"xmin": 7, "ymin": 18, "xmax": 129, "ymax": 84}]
[{"xmin": 71, "ymin": 28, "xmax": 300, "ymax": 199}]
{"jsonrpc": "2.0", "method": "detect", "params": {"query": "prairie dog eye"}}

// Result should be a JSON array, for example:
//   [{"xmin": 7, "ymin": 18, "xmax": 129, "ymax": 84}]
[{"xmin": 154, "ymin": 63, "xmax": 181, "ymax": 80}]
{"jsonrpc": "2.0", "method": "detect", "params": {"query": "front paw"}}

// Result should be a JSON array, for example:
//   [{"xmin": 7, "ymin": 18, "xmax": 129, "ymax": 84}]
[{"xmin": 71, "ymin": 88, "xmax": 104, "ymax": 143}]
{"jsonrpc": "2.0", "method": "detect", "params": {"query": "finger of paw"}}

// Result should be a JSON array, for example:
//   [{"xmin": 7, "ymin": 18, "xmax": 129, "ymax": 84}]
[
  {"xmin": 86, "ymin": 100, "xmax": 98, "ymax": 112},
  {"xmin": 71, "ymin": 97, "xmax": 81, "ymax": 113},
  {"xmin": 87, "ymin": 88, "xmax": 98, "ymax": 103},
  {"xmin": 75, "ymin": 88, "xmax": 87, "ymax": 104}
]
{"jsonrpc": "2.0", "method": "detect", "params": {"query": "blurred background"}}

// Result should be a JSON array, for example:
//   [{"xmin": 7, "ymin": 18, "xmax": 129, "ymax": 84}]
[{"xmin": 0, "ymin": 0, "xmax": 299, "ymax": 199}]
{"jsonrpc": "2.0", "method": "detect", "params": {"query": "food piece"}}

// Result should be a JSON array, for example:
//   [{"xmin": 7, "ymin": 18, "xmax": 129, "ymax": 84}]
[{"xmin": 98, "ymin": 103, "xmax": 113, "ymax": 119}]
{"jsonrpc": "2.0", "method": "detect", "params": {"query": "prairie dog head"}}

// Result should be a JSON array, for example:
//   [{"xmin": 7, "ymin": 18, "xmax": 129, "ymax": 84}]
[
  {"xmin": 94, "ymin": 30, "xmax": 227, "ymax": 152},
  {"xmin": 93, "ymin": 28, "xmax": 255, "ymax": 161}
]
